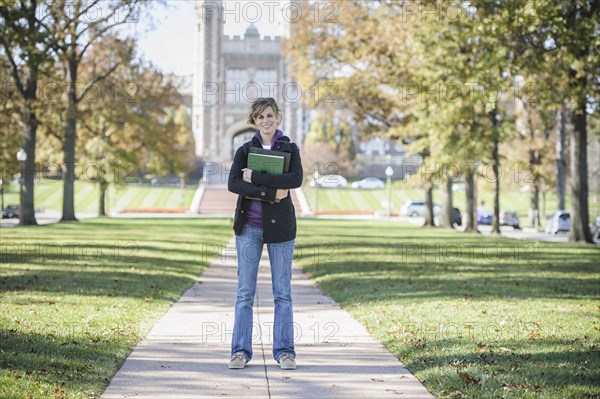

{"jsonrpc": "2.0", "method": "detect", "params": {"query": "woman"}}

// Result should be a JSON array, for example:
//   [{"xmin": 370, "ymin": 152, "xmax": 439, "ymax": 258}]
[{"xmin": 227, "ymin": 97, "xmax": 303, "ymax": 370}]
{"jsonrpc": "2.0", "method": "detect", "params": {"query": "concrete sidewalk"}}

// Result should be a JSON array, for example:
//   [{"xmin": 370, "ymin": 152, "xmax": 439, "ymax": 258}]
[{"xmin": 100, "ymin": 239, "xmax": 435, "ymax": 399}]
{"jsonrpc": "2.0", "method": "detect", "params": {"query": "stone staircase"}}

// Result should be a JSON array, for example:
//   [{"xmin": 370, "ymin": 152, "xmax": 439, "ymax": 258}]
[
  {"xmin": 197, "ymin": 185, "xmax": 237, "ymax": 216},
  {"xmin": 197, "ymin": 185, "xmax": 305, "ymax": 216}
]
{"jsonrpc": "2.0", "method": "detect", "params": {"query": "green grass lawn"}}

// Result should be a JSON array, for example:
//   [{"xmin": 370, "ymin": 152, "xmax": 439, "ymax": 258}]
[
  {"xmin": 2, "ymin": 182, "xmax": 197, "ymax": 214},
  {"xmin": 294, "ymin": 219, "xmax": 600, "ymax": 399},
  {"xmin": 2, "ymin": 217, "xmax": 599, "ymax": 398},
  {"xmin": 0, "ymin": 218, "xmax": 232, "ymax": 399},
  {"xmin": 3, "ymin": 179, "xmax": 597, "ymax": 224}
]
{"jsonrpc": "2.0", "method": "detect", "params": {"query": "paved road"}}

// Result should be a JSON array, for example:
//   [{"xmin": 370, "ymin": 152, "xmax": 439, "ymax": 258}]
[{"xmin": 470, "ymin": 225, "xmax": 571, "ymax": 243}]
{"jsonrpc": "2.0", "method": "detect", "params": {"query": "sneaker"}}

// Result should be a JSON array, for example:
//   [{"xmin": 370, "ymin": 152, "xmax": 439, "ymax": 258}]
[
  {"xmin": 279, "ymin": 354, "xmax": 296, "ymax": 370},
  {"xmin": 228, "ymin": 353, "xmax": 247, "ymax": 369}
]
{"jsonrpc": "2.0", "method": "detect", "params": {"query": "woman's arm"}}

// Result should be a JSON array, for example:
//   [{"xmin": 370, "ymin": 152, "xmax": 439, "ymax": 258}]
[
  {"xmin": 228, "ymin": 145, "xmax": 278, "ymax": 201},
  {"xmin": 250, "ymin": 143, "xmax": 303, "ymax": 189}
]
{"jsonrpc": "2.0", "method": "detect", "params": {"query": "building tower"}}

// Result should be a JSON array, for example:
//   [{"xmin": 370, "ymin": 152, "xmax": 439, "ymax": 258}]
[{"xmin": 192, "ymin": 0, "xmax": 305, "ymax": 162}]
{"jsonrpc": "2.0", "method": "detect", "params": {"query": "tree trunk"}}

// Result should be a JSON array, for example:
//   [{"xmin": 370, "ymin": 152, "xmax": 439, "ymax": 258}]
[
  {"xmin": 1, "ymin": 0, "xmax": 44, "ymax": 226},
  {"xmin": 556, "ymin": 105, "xmax": 568, "ymax": 210},
  {"xmin": 529, "ymin": 150, "xmax": 540, "ymax": 228},
  {"xmin": 541, "ymin": 188, "xmax": 546, "ymax": 220},
  {"xmin": 464, "ymin": 166, "xmax": 477, "ymax": 233},
  {"xmin": 18, "ymin": 70, "xmax": 39, "ymax": 226},
  {"xmin": 491, "ymin": 139, "xmax": 500, "ymax": 234},
  {"xmin": 61, "ymin": 60, "xmax": 78, "ymax": 222},
  {"xmin": 99, "ymin": 180, "xmax": 107, "ymax": 216},
  {"xmin": 440, "ymin": 178, "xmax": 453, "ymax": 228},
  {"xmin": 490, "ymin": 106, "xmax": 501, "ymax": 235},
  {"xmin": 569, "ymin": 95, "xmax": 592, "ymax": 242},
  {"xmin": 530, "ymin": 182, "xmax": 540, "ymax": 228},
  {"xmin": 423, "ymin": 183, "xmax": 435, "ymax": 227}
]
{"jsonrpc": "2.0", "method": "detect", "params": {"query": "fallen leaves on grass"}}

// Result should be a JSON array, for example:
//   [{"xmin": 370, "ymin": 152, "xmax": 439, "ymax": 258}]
[
  {"xmin": 458, "ymin": 371, "xmax": 480, "ymax": 385},
  {"xmin": 54, "ymin": 385, "xmax": 65, "ymax": 399},
  {"xmin": 501, "ymin": 382, "xmax": 542, "ymax": 392},
  {"xmin": 497, "ymin": 346, "xmax": 513, "ymax": 353},
  {"xmin": 410, "ymin": 338, "xmax": 427, "ymax": 348},
  {"xmin": 476, "ymin": 342, "xmax": 492, "ymax": 353},
  {"xmin": 449, "ymin": 359, "xmax": 466, "ymax": 368}
]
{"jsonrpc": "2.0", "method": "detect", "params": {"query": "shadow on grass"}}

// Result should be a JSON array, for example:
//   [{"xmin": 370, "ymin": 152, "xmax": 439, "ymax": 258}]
[
  {"xmin": 294, "ymin": 219, "xmax": 600, "ymax": 397},
  {"xmin": 0, "ymin": 264, "xmax": 209, "ymax": 301},
  {"xmin": 0, "ymin": 328, "xmax": 136, "ymax": 397},
  {"xmin": 293, "ymin": 236, "xmax": 599, "ymax": 301},
  {"xmin": 392, "ymin": 337, "xmax": 599, "ymax": 397},
  {"xmin": 1, "ymin": 218, "xmax": 234, "ymax": 397},
  {"xmin": 1, "ymin": 218, "xmax": 234, "ymax": 300}
]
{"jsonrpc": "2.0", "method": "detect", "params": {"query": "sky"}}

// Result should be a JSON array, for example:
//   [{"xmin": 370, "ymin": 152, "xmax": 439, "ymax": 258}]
[{"xmin": 130, "ymin": 0, "xmax": 289, "ymax": 77}]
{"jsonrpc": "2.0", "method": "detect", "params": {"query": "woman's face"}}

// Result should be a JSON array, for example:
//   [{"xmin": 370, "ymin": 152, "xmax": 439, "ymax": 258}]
[{"xmin": 254, "ymin": 106, "xmax": 278, "ymax": 136}]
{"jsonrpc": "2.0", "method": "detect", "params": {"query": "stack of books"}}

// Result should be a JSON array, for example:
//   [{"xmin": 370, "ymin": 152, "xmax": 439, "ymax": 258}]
[{"xmin": 245, "ymin": 148, "xmax": 290, "ymax": 202}]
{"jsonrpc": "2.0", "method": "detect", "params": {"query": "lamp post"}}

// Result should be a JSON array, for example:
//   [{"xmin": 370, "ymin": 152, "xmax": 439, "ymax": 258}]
[
  {"xmin": 17, "ymin": 148, "xmax": 27, "ymax": 225},
  {"xmin": 313, "ymin": 170, "xmax": 320, "ymax": 215},
  {"xmin": 385, "ymin": 166, "xmax": 393, "ymax": 219}
]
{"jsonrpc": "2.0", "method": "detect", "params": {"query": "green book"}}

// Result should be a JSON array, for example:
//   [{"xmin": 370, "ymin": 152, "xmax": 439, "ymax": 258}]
[
  {"xmin": 245, "ymin": 152, "xmax": 286, "ymax": 202},
  {"xmin": 247, "ymin": 152, "xmax": 285, "ymax": 175},
  {"xmin": 249, "ymin": 147, "xmax": 291, "ymax": 172}
]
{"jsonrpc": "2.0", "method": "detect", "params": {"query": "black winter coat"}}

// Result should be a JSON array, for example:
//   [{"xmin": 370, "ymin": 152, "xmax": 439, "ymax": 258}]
[{"xmin": 228, "ymin": 135, "xmax": 303, "ymax": 243}]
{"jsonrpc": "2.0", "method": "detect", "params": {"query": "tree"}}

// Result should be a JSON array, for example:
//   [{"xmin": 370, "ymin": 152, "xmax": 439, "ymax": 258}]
[
  {"xmin": 286, "ymin": 1, "xmax": 414, "ymax": 138},
  {"xmin": 510, "ymin": 100, "xmax": 558, "ymax": 226},
  {"xmin": 396, "ymin": 2, "xmax": 517, "ymax": 233},
  {"xmin": 507, "ymin": 0, "xmax": 598, "ymax": 242},
  {"xmin": 302, "ymin": 106, "xmax": 356, "ymax": 178},
  {"xmin": 287, "ymin": 1, "xmax": 430, "ymax": 219},
  {"xmin": 556, "ymin": 105, "xmax": 569, "ymax": 210},
  {"xmin": 124, "ymin": 66, "xmax": 193, "ymax": 180},
  {"xmin": 38, "ymin": 0, "xmax": 143, "ymax": 221},
  {"xmin": 76, "ymin": 50, "xmax": 193, "ymax": 216},
  {"xmin": 0, "ymin": 0, "xmax": 55, "ymax": 225},
  {"xmin": 0, "ymin": 54, "xmax": 23, "ymax": 213}
]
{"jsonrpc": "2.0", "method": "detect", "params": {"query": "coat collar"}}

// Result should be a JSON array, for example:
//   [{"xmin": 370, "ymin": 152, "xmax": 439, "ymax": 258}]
[{"xmin": 252, "ymin": 130, "xmax": 290, "ymax": 147}]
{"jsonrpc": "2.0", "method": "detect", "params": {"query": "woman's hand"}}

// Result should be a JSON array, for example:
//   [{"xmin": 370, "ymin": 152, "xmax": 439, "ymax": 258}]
[
  {"xmin": 276, "ymin": 189, "xmax": 289, "ymax": 200},
  {"xmin": 242, "ymin": 168, "xmax": 253, "ymax": 183}
]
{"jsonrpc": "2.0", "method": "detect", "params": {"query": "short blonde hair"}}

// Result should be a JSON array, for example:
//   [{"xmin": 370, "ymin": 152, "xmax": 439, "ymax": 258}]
[{"xmin": 247, "ymin": 97, "xmax": 282, "ymax": 126}]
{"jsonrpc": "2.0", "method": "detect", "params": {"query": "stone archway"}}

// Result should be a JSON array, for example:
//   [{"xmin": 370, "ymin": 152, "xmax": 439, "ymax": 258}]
[
  {"xmin": 231, "ymin": 129, "xmax": 255, "ymax": 159},
  {"xmin": 224, "ymin": 119, "xmax": 255, "ymax": 160}
]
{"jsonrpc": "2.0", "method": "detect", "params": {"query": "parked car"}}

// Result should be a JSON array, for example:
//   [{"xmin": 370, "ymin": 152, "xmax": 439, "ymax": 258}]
[
  {"xmin": 401, "ymin": 200, "xmax": 441, "ymax": 217},
  {"xmin": 592, "ymin": 216, "xmax": 600, "ymax": 241},
  {"xmin": 310, "ymin": 174, "xmax": 348, "ymax": 188},
  {"xmin": 433, "ymin": 207, "xmax": 462, "ymax": 227},
  {"xmin": 2, "ymin": 204, "xmax": 19, "ymax": 219},
  {"xmin": 150, "ymin": 176, "xmax": 179, "ymax": 186},
  {"xmin": 477, "ymin": 209, "xmax": 493, "ymax": 225},
  {"xmin": 499, "ymin": 210, "xmax": 520, "ymax": 229},
  {"xmin": 452, "ymin": 207, "xmax": 462, "ymax": 226},
  {"xmin": 351, "ymin": 177, "xmax": 385, "ymax": 190},
  {"xmin": 545, "ymin": 210, "xmax": 571, "ymax": 234}
]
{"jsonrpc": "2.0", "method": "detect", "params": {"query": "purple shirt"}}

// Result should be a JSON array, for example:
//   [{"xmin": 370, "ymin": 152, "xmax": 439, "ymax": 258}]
[{"xmin": 246, "ymin": 130, "xmax": 284, "ymax": 228}]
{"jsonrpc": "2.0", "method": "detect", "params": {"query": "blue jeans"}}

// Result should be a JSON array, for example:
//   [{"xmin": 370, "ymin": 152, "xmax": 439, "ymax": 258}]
[{"xmin": 231, "ymin": 225, "xmax": 296, "ymax": 362}]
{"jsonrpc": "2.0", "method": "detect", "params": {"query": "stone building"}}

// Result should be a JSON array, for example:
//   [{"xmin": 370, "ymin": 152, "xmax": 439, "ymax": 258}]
[{"xmin": 192, "ymin": 0, "xmax": 306, "ymax": 162}]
